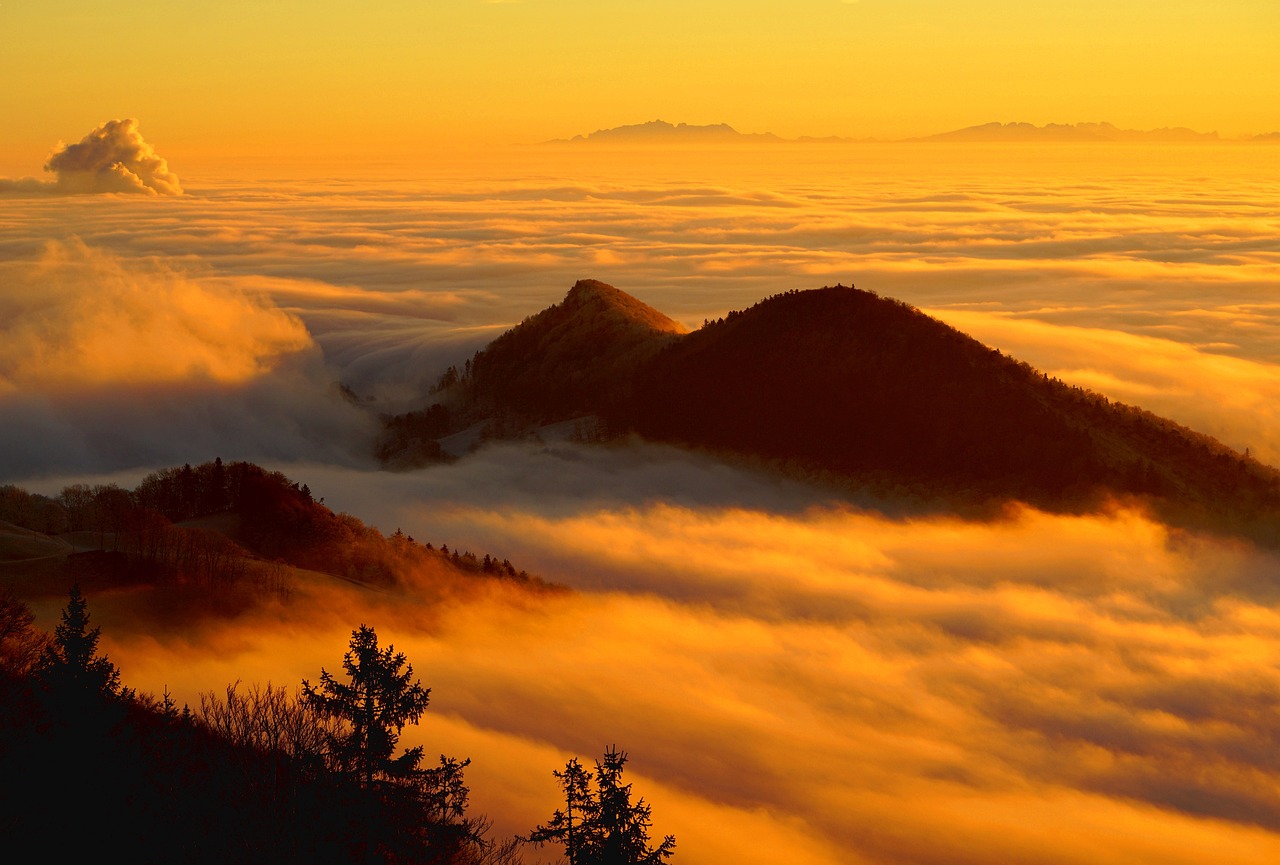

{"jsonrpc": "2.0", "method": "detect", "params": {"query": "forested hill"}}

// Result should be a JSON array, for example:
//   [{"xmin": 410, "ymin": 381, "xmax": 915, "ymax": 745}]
[
  {"xmin": 465, "ymin": 279, "xmax": 686, "ymax": 423},
  {"xmin": 0, "ymin": 459, "xmax": 548, "ymax": 604},
  {"xmin": 377, "ymin": 280, "xmax": 687, "ymax": 460},
  {"xmin": 620, "ymin": 287, "xmax": 1280, "ymax": 533},
  {"xmin": 383, "ymin": 282, "xmax": 1280, "ymax": 544}
]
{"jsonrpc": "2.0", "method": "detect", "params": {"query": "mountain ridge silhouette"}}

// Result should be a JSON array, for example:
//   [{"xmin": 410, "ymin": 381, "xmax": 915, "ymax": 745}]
[
  {"xmin": 382, "ymin": 280, "xmax": 1280, "ymax": 544},
  {"xmin": 542, "ymin": 120, "xmax": 1276, "ymax": 145}
]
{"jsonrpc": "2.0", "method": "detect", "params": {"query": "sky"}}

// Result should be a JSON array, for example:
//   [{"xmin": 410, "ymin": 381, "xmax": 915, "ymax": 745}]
[
  {"xmin": 2, "ymin": 0, "xmax": 1278, "ymax": 171},
  {"xmin": 4, "ymin": 2, "xmax": 1280, "ymax": 862}
]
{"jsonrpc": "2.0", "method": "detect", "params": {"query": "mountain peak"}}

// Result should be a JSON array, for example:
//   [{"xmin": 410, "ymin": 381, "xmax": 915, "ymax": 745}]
[
  {"xmin": 561, "ymin": 279, "xmax": 687, "ymax": 334},
  {"xmin": 565, "ymin": 277, "xmax": 628, "ymax": 306},
  {"xmin": 459, "ymin": 280, "xmax": 685, "ymax": 422}
]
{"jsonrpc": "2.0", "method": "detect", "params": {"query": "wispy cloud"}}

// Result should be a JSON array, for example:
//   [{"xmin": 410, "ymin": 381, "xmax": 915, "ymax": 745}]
[{"xmin": 0, "ymin": 241, "xmax": 373, "ymax": 479}]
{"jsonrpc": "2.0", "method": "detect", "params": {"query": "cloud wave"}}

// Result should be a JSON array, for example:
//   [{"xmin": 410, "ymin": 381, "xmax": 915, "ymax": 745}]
[{"xmin": 0, "ymin": 240, "xmax": 309, "ymax": 391}]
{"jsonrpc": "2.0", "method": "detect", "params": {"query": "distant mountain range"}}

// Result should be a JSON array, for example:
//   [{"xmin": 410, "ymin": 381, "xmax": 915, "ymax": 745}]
[
  {"xmin": 380, "ymin": 280, "xmax": 1280, "ymax": 546},
  {"xmin": 544, "ymin": 120, "xmax": 1278, "ymax": 145},
  {"xmin": 548, "ymin": 120, "xmax": 786, "ymax": 144},
  {"xmin": 908, "ymin": 121, "xmax": 1220, "ymax": 143}
]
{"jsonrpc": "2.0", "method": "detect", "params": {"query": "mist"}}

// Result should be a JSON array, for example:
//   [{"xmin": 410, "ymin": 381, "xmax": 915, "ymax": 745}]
[
  {"xmin": 0, "ymin": 240, "xmax": 374, "ymax": 479},
  {"xmin": 4, "ymin": 143, "xmax": 1279, "ymax": 477},
  {"xmin": 73, "ymin": 452, "xmax": 1280, "ymax": 865},
  {"xmin": 6, "ymin": 140, "xmax": 1280, "ymax": 863}
]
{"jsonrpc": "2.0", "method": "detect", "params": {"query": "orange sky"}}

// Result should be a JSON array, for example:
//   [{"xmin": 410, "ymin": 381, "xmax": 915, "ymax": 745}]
[{"xmin": 2, "ymin": 0, "xmax": 1277, "ymax": 170}]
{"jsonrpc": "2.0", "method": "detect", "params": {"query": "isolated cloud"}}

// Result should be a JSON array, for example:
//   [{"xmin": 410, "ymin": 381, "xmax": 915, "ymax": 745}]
[
  {"xmin": 44, "ymin": 118, "xmax": 182, "ymax": 195},
  {"xmin": 0, "ymin": 118, "xmax": 182, "ymax": 196}
]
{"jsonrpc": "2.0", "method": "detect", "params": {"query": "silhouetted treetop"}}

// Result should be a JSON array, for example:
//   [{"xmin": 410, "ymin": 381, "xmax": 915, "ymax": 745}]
[
  {"xmin": 302, "ymin": 624, "xmax": 431, "ymax": 788},
  {"xmin": 37, "ymin": 582, "xmax": 121, "ymax": 700},
  {"xmin": 528, "ymin": 746, "xmax": 676, "ymax": 865}
]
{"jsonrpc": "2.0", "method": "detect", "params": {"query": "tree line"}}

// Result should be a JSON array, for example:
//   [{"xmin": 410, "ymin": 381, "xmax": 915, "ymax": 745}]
[
  {"xmin": 0, "ymin": 585, "xmax": 675, "ymax": 865},
  {"xmin": 1, "ymin": 459, "xmax": 545, "ymax": 597}
]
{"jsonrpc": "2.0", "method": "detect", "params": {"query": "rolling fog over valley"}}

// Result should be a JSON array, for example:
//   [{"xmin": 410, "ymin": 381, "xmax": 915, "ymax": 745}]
[
  {"xmin": 5, "ymin": 137, "xmax": 1280, "ymax": 864},
  {"xmin": 5, "ymin": 144, "xmax": 1280, "ymax": 475}
]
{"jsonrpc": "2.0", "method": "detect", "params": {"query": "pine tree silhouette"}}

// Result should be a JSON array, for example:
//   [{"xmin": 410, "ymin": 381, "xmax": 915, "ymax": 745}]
[
  {"xmin": 37, "ymin": 582, "xmax": 121, "ymax": 699},
  {"xmin": 528, "ymin": 746, "xmax": 676, "ymax": 865}
]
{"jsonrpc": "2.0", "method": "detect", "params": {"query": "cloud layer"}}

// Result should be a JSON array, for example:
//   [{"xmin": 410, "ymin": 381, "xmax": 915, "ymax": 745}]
[
  {"xmin": 7, "ymin": 142, "xmax": 1280, "ymax": 862},
  {"xmin": 4, "ymin": 144, "xmax": 1277, "ymax": 437},
  {"xmin": 0, "ymin": 241, "xmax": 373, "ymax": 479},
  {"xmin": 72, "ymin": 454, "xmax": 1280, "ymax": 865}
]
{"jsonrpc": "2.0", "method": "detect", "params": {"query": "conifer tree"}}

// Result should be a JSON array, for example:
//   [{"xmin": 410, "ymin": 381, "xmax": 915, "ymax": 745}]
[
  {"xmin": 301, "ymin": 624, "xmax": 431, "ymax": 788},
  {"xmin": 37, "ymin": 582, "xmax": 121, "ymax": 699},
  {"xmin": 529, "ymin": 746, "xmax": 676, "ymax": 865}
]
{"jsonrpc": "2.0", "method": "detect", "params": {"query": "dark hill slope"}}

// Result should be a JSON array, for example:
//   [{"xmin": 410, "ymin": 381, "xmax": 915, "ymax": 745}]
[
  {"xmin": 465, "ymin": 279, "xmax": 685, "ymax": 423},
  {"xmin": 614, "ymin": 286, "xmax": 1280, "ymax": 530},
  {"xmin": 387, "ymin": 281, "xmax": 1280, "ymax": 542},
  {"xmin": 622, "ymin": 287, "xmax": 1095, "ymax": 497}
]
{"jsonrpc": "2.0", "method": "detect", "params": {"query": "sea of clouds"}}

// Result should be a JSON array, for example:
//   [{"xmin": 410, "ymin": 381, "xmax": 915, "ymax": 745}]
[
  {"xmin": 4, "ymin": 131, "xmax": 1279, "ymax": 475},
  {"xmin": 6, "ymin": 123, "xmax": 1280, "ymax": 863}
]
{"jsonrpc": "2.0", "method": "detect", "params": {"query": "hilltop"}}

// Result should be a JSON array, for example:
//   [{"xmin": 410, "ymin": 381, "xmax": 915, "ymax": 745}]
[
  {"xmin": 382, "ymin": 281, "xmax": 1280, "ymax": 543},
  {"xmin": 376, "ymin": 280, "xmax": 684, "ymax": 462},
  {"xmin": 0, "ymin": 460, "xmax": 552, "ymax": 617},
  {"xmin": 467, "ymin": 279, "xmax": 685, "ymax": 419}
]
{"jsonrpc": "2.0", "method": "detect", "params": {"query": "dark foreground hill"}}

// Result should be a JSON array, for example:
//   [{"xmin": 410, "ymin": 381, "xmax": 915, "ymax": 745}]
[{"xmin": 384, "ymin": 281, "xmax": 1280, "ymax": 544}]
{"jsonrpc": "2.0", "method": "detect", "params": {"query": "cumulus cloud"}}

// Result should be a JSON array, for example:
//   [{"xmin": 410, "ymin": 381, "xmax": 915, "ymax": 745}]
[
  {"xmin": 1, "ymin": 119, "xmax": 182, "ymax": 196},
  {"xmin": 44, "ymin": 118, "xmax": 182, "ymax": 195}
]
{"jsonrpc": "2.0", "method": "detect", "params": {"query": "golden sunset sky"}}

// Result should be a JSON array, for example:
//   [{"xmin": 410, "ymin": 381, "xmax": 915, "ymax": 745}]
[{"xmin": 3, "ymin": 0, "xmax": 1277, "ymax": 168}]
